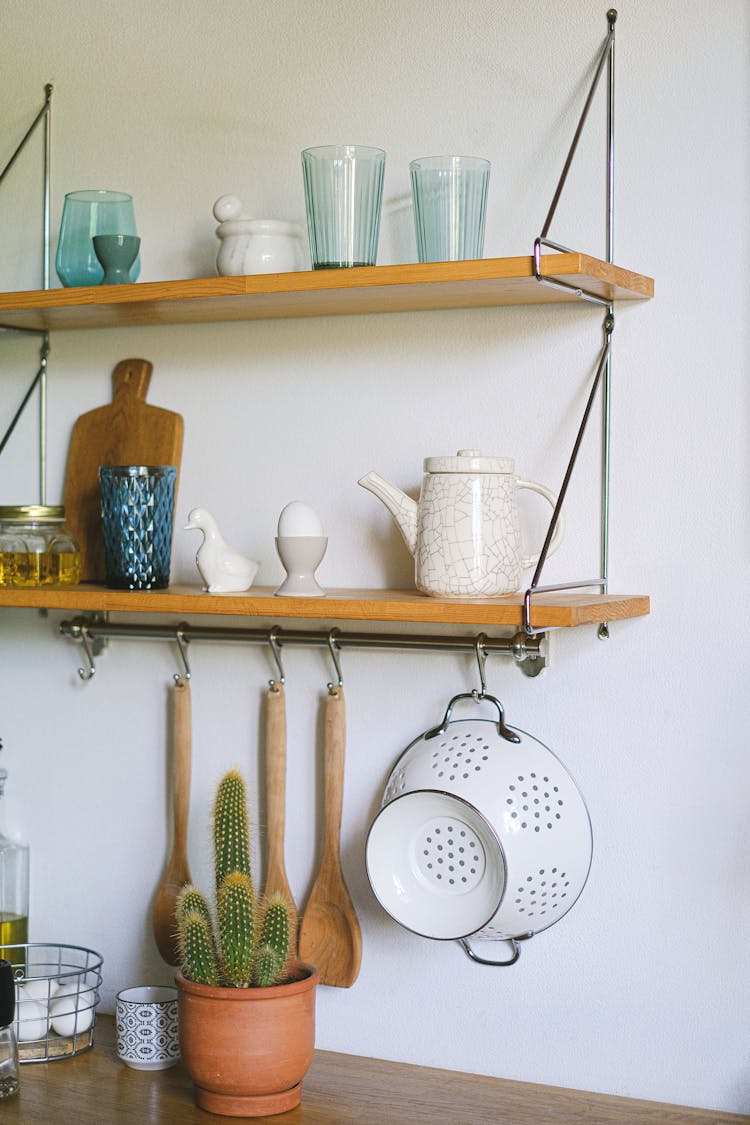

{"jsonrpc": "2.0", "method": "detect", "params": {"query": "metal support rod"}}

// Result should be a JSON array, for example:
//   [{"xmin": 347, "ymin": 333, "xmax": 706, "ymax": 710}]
[
  {"xmin": 540, "ymin": 10, "xmax": 616, "ymax": 241},
  {"xmin": 0, "ymin": 85, "xmax": 53, "ymax": 503},
  {"xmin": 529, "ymin": 312, "xmax": 614, "ymax": 592},
  {"xmin": 598, "ymin": 13, "xmax": 616, "ymax": 638},
  {"xmin": 59, "ymin": 618, "xmax": 546, "ymax": 678},
  {"xmin": 0, "ymin": 335, "xmax": 50, "ymax": 459},
  {"xmin": 0, "ymin": 85, "xmax": 53, "ymax": 188},
  {"xmin": 42, "ymin": 84, "xmax": 52, "ymax": 291}
]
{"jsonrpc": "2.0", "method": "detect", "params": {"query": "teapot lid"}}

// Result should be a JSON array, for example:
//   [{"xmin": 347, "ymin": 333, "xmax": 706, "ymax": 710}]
[{"xmin": 424, "ymin": 450, "xmax": 515, "ymax": 473}]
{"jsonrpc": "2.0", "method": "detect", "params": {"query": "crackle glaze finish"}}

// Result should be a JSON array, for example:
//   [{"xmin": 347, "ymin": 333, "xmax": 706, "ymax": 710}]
[{"xmin": 361, "ymin": 451, "xmax": 562, "ymax": 598}]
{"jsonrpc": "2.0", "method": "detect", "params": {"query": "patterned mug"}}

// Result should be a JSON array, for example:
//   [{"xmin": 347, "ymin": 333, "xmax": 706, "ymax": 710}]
[{"xmin": 115, "ymin": 985, "xmax": 180, "ymax": 1070}]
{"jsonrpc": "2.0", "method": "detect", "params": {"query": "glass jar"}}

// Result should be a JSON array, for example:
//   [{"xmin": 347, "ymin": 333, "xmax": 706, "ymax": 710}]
[{"xmin": 0, "ymin": 506, "xmax": 80, "ymax": 588}]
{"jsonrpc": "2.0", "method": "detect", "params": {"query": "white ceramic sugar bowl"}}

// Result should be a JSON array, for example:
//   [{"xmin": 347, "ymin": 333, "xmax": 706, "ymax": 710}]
[{"xmin": 213, "ymin": 195, "xmax": 305, "ymax": 276}]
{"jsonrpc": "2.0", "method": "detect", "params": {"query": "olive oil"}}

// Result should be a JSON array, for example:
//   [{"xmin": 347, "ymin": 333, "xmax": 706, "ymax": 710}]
[
  {"xmin": 0, "ymin": 550, "xmax": 81, "ymax": 587},
  {"xmin": 0, "ymin": 916, "xmax": 28, "ymax": 965}
]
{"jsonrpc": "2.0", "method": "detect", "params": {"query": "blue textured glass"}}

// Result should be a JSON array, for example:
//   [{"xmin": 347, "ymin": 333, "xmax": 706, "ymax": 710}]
[
  {"xmin": 410, "ymin": 156, "xmax": 490, "ymax": 263},
  {"xmin": 302, "ymin": 146, "xmax": 385, "ymax": 268},
  {"xmin": 99, "ymin": 466, "xmax": 175, "ymax": 590},
  {"xmin": 56, "ymin": 190, "xmax": 141, "ymax": 287}
]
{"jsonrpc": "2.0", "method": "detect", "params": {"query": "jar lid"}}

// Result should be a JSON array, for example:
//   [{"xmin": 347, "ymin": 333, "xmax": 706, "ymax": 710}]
[
  {"xmin": 0, "ymin": 505, "xmax": 65, "ymax": 523},
  {"xmin": 0, "ymin": 960, "xmax": 15, "ymax": 1028},
  {"xmin": 424, "ymin": 450, "xmax": 515, "ymax": 473}
]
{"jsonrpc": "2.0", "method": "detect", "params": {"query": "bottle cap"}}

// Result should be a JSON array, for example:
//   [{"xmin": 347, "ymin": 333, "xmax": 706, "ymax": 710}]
[{"xmin": 0, "ymin": 959, "xmax": 15, "ymax": 1028}]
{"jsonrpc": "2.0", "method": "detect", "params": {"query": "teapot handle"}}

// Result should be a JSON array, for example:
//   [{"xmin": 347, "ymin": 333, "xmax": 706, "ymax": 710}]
[{"xmin": 516, "ymin": 479, "xmax": 565, "ymax": 570}]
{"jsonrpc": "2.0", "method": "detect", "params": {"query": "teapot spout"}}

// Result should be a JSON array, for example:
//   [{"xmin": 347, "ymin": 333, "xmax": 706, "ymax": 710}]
[{"xmin": 358, "ymin": 471, "xmax": 418, "ymax": 556}]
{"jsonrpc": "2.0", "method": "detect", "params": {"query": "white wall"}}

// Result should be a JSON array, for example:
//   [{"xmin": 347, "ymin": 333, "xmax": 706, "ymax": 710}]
[{"xmin": 1, "ymin": 0, "xmax": 748, "ymax": 1114}]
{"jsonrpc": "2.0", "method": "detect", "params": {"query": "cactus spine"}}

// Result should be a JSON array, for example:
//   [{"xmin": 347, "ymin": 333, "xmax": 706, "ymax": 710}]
[{"xmin": 176, "ymin": 768, "xmax": 294, "ymax": 988}]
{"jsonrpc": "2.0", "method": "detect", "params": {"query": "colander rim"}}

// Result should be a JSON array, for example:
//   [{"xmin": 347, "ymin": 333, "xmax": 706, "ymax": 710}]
[{"xmin": 365, "ymin": 788, "xmax": 507, "ymax": 941}]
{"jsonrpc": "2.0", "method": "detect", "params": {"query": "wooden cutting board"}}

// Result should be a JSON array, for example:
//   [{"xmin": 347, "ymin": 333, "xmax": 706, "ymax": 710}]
[{"xmin": 63, "ymin": 357, "xmax": 184, "ymax": 581}]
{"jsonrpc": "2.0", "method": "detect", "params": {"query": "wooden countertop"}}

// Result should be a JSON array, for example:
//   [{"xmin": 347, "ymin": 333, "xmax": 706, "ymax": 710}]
[{"xmin": 2, "ymin": 1016, "xmax": 746, "ymax": 1124}]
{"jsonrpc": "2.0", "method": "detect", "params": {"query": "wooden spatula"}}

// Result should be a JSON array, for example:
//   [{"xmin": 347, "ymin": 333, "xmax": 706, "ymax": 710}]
[
  {"xmin": 63, "ymin": 357, "xmax": 184, "ymax": 581},
  {"xmin": 262, "ymin": 681, "xmax": 298, "ymax": 951},
  {"xmin": 153, "ymin": 676, "xmax": 192, "ymax": 965},
  {"xmin": 299, "ymin": 687, "xmax": 362, "ymax": 987}
]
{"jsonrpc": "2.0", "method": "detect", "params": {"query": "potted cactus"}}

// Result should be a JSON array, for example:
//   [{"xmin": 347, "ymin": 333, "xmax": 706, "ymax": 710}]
[{"xmin": 175, "ymin": 768, "xmax": 318, "ymax": 1118}]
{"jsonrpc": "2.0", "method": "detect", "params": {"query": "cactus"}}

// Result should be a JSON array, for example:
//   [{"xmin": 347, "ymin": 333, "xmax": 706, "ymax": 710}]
[
  {"xmin": 175, "ymin": 768, "xmax": 294, "ymax": 988},
  {"xmin": 213, "ymin": 769, "xmax": 252, "ymax": 890},
  {"xmin": 217, "ymin": 872, "xmax": 256, "ymax": 986}
]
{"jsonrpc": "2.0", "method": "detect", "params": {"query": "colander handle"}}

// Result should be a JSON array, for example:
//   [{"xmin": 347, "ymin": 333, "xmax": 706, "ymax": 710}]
[
  {"xmin": 458, "ymin": 936, "xmax": 521, "ymax": 967},
  {"xmin": 424, "ymin": 692, "xmax": 521, "ymax": 745}
]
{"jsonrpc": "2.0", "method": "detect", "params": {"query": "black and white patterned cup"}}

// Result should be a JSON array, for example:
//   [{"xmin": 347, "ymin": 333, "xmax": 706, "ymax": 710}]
[{"xmin": 115, "ymin": 986, "xmax": 180, "ymax": 1070}]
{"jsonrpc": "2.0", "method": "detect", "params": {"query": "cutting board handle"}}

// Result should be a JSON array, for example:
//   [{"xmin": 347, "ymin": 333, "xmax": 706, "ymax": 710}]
[{"xmin": 112, "ymin": 357, "xmax": 153, "ymax": 401}]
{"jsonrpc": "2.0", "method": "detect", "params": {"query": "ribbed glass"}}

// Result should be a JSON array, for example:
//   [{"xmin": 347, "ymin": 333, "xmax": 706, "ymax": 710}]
[
  {"xmin": 99, "ymin": 466, "xmax": 175, "ymax": 590},
  {"xmin": 55, "ymin": 190, "xmax": 140, "ymax": 287},
  {"xmin": 410, "ymin": 156, "xmax": 490, "ymax": 263},
  {"xmin": 302, "ymin": 145, "xmax": 385, "ymax": 268}
]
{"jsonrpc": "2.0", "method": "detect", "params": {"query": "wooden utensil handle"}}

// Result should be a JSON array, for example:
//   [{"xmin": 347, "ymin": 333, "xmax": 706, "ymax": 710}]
[
  {"xmin": 172, "ymin": 677, "xmax": 192, "ymax": 853},
  {"xmin": 265, "ymin": 684, "xmax": 288, "ymax": 855},
  {"xmin": 112, "ymin": 357, "xmax": 152, "ymax": 401},
  {"xmin": 323, "ymin": 687, "xmax": 346, "ymax": 854}
]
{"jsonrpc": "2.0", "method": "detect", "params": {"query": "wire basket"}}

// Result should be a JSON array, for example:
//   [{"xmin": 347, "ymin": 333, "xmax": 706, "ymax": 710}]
[{"xmin": 2, "ymin": 943, "xmax": 103, "ymax": 1062}]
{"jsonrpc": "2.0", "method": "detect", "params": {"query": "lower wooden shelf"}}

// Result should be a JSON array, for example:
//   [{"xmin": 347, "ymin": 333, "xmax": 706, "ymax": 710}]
[
  {"xmin": 5, "ymin": 1015, "xmax": 741, "ymax": 1124},
  {"xmin": 0, "ymin": 583, "xmax": 649, "ymax": 628}
]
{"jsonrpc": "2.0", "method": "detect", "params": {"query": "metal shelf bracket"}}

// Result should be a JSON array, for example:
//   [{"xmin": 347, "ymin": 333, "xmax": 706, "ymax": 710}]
[{"xmin": 528, "ymin": 10, "xmax": 618, "ymax": 638}]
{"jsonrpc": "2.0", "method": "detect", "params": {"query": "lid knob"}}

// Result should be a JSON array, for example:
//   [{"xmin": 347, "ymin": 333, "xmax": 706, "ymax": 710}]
[{"xmin": 457, "ymin": 449, "xmax": 482, "ymax": 457}]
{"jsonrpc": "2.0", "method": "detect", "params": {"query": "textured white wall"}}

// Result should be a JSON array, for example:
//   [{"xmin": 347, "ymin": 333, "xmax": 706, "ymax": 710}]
[{"xmin": 1, "ymin": 0, "xmax": 748, "ymax": 1114}]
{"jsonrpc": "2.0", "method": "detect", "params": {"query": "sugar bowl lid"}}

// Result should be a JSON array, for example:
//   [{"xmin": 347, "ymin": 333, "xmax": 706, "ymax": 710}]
[{"xmin": 424, "ymin": 450, "xmax": 515, "ymax": 473}]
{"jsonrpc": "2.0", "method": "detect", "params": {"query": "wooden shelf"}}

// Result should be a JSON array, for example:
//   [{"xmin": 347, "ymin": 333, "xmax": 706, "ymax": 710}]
[
  {"xmin": 0, "ymin": 253, "xmax": 653, "ymax": 331},
  {"xmin": 0, "ymin": 583, "xmax": 649, "ymax": 628}
]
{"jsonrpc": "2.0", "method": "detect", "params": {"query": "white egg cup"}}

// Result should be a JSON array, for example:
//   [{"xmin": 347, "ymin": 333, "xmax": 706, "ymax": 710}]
[{"xmin": 274, "ymin": 536, "xmax": 327, "ymax": 597}]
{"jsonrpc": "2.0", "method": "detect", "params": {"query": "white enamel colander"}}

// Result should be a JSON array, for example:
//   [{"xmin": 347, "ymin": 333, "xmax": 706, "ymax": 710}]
[{"xmin": 366, "ymin": 692, "xmax": 592, "ymax": 966}]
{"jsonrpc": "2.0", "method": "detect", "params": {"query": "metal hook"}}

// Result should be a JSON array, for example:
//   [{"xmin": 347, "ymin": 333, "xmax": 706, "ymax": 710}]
[
  {"xmin": 174, "ymin": 625, "xmax": 191, "ymax": 683},
  {"xmin": 472, "ymin": 633, "xmax": 488, "ymax": 700},
  {"xmin": 76, "ymin": 625, "xmax": 96, "ymax": 681},
  {"xmin": 327, "ymin": 627, "xmax": 343, "ymax": 696},
  {"xmin": 268, "ymin": 626, "xmax": 285, "ymax": 691}
]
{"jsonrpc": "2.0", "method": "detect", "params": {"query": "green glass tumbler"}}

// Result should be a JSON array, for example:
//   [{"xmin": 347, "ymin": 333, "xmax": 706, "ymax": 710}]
[
  {"xmin": 302, "ymin": 145, "xmax": 385, "ymax": 269},
  {"xmin": 55, "ymin": 190, "xmax": 140, "ymax": 287},
  {"xmin": 99, "ymin": 465, "xmax": 175, "ymax": 590},
  {"xmin": 410, "ymin": 156, "xmax": 490, "ymax": 263}
]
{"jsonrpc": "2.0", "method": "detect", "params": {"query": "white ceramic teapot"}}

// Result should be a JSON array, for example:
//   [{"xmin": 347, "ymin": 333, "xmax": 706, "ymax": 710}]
[{"xmin": 359, "ymin": 450, "xmax": 564, "ymax": 598}]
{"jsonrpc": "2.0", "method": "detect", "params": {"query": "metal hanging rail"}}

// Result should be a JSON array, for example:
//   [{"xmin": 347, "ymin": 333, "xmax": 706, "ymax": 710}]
[
  {"xmin": 58, "ymin": 617, "xmax": 548, "ymax": 683},
  {"xmin": 525, "ymin": 9, "xmax": 618, "ymax": 637}
]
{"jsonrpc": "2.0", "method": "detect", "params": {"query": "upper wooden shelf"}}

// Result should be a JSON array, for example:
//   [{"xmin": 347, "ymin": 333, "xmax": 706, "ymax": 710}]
[
  {"xmin": 0, "ymin": 253, "xmax": 653, "ymax": 331},
  {"xmin": 0, "ymin": 583, "xmax": 650, "ymax": 628}
]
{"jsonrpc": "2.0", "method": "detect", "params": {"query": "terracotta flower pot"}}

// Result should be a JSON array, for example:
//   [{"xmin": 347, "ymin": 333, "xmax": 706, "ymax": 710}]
[{"xmin": 176, "ymin": 961, "xmax": 319, "ymax": 1117}]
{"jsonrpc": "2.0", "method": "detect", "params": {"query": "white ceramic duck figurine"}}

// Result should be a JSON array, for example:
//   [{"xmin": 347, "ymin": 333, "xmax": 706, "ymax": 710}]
[{"xmin": 184, "ymin": 507, "xmax": 259, "ymax": 593}]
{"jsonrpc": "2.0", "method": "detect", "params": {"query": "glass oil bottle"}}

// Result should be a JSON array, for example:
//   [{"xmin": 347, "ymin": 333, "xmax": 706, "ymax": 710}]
[{"xmin": 0, "ymin": 768, "xmax": 29, "ymax": 966}]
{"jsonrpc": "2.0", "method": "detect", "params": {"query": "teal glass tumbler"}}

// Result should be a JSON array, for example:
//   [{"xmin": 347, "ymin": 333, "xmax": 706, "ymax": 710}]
[
  {"xmin": 410, "ymin": 156, "xmax": 490, "ymax": 263},
  {"xmin": 302, "ymin": 145, "xmax": 385, "ymax": 268},
  {"xmin": 56, "ymin": 190, "xmax": 140, "ymax": 287},
  {"xmin": 99, "ymin": 466, "xmax": 175, "ymax": 590}
]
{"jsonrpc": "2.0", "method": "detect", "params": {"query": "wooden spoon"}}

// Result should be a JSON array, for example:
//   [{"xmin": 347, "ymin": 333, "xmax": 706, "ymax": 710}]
[
  {"xmin": 299, "ymin": 687, "xmax": 362, "ymax": 987},
  {"xmin": 153, "ymin": 676, "xmax": 193, "ymax": 965},
  {"xmin": 262, "ymin": 681, "xmax": 298, "ymax": 949}
]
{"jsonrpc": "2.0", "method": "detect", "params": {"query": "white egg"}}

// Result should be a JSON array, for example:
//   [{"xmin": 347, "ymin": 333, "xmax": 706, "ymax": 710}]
[
  {"xmin": 17, "ymin": 978, "xmax": 58, "ymax": 1004},
  {"xmin": 49, "ymin": 988, "xmax": 96, "ymax": 1037},
  {"xmin": 16, "ymin": 997, "xmax": 50, "ymax": 1041},
  {"xmin": 277, "ymin": 501, "xmax": 324, "ymax": 538}
]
